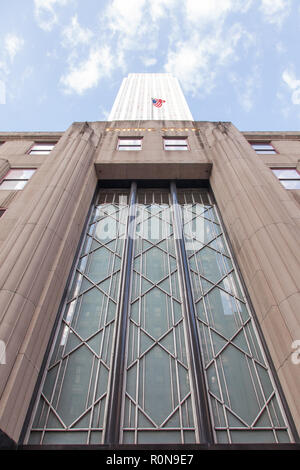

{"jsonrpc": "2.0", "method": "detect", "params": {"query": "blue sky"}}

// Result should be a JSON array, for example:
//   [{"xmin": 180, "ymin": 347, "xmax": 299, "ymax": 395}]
[{"xmin": 0, "ymin": 0, "xmax": 300, "ymax": 132}]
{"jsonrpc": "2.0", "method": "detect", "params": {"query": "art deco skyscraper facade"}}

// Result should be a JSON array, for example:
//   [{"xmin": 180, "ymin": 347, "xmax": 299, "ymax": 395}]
[
  {"xmin": 108, "ymin": 73, "xmax": 194, "ymax": 121},
  {"xmin": 0, "ymin": 74, "xmax": 299, "ymax": 451}
]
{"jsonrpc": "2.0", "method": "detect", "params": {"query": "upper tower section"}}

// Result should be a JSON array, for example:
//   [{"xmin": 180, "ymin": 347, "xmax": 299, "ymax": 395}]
[{"xmin": 108, "ymin": 73, "xmax": 193, "ymax": 121}]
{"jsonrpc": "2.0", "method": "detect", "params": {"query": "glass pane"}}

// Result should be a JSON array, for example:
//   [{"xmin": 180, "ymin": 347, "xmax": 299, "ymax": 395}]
[
  {"xmin": 29, "ymin": 149, "xmax": 52, "ymax": 155},
  {"xmin": 251, "ymin": 143, "xmax": 273, "ymax": 149},
  {"xmin": 251, "ymin": 143, "xmax": 276, "ymax": 153},
  {"xmin": 6, "ymin": 169, "xmax": 36, "ymax": 179},
  {"xmin": 31, "ymin": 144, "xmax": 54, "ymax": 151},
  {"xmin": 165, "ymin": 146, "xmax": 188, "ymax": 150},
  {"xmin": 0, "ymin": 180, "xmax": 27, "ymax": 190},
  {"xmin": 90, "ymin": 431, "xmax": 102, "ymax": 444},
  {"xmin": 255, "ymin": 149, "xmax": 276, "ymax": 154},
  {"xmin": 138, "ymin": 431, "xmax": 182, "ymax": 444},
  {"xmin": 276, "ymin": 430, "xmax": 291, "ymax": 443},
  {"xmin": 184, "ymin": 431, "xmax": 196, "ymax": 443},
  {"xmin": 118, "ymin": 146, "xmax": 141, "ymax": 151},
  {"xmin": 118, "ymin": 139, "xmax": 142, "ymax": 146},
  {"xmin": 28, "ymin": 431, "xmax": 42, "ymax": 444},
  {"xmin": 164, "ymin": 139, "xmax": 187, "ymax": 145},
  {"xmin": 43, "ymin": 431, "xmax": 88, "ymax": 444},
  {"xmin": 230, "ymin": 430, "xmax": 276, "ymax": 444}
]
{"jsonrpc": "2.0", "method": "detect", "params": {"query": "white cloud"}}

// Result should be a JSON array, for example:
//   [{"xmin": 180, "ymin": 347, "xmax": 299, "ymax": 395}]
[
  {"xmin": 4, "ymin": 33, "xmax": 24, "ymax": 62},
  {"xmin": 185, "ymin": 0, "xmax": 253, "ymax": 25},
  {"xmin": 162, "ymin": 0, "xmax": 257, "ymax": 96},
  {"xmin": 61, "ymin": 15, "xmax": 93, "ymax": 47},
  {"xmin": 185, "ymin": 0, "xmax": 234, "ymax": 24},
  {"xmin": 104, "ymin": 0, "xmax": 147, "ymax": 38},
  {"xmin": 141, "ymin": 57, "xmax": 157, "ymax": 67},
  {"xmin": 149, "ymin": 0, "xmax": 178, "ymax": 21},
  {"xmin": 0, "ymin": 33, "xmax": 24, "ymax": 103},
  {"xmin": 282, "ymin": 69, "xmax": 300, "ymax": 104},
  {"xmin": 260, "ymin": 0, "xmax": 291, "ymax": 27},
  {"xmin": 53, "ymin": 0, "xmax": 255, "ymax": 98},
  {"xmin": 282, "ymin": 69, "xmax": 300, "ymax": 90},
  {"xmin": 34, "ymin": 0, "xmax": 70, "ymax": 31},
  {"xmin": 60, "ymin": 46, "xmax": 113, "ymax": 94},
  {"xmin": 164, "ymin": 23, "xmax": 248, "ymax": 95},
  {"xmin": 229, "ymin": 66, "xmax": 261, "ymax": 112}
]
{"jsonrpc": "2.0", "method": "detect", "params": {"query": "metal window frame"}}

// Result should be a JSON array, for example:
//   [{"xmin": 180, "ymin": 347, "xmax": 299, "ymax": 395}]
[
  {"xmin": 21, "ymin": 180, "xmax": 299, "ymax": 448},
  {"xmin": 117, "ymin": 137, "xmax": 143, "ymax": 151},
  {"xmin": 271, "ymin": 167, "xmax": 300, "ymax": 189},
  {"xmin": 163, "ymin": 137, "xmax": 189, "ymax": 151},
  {"xmin": 250, "ymin": 142, "xmax": 277, "ymax": 154},
  {"xmin": 0, "ymin": 168, "xmax": 36, "ymax": 189},
  {"xmin": 28, "ymin": 142, "xmax": 56, "ymax": 155}
]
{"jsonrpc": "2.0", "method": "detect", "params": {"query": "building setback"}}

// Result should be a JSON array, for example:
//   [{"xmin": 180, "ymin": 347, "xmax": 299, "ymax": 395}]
[{"xmin": 0, "ymin": 79, "xmax": 299, "ymax": 451}]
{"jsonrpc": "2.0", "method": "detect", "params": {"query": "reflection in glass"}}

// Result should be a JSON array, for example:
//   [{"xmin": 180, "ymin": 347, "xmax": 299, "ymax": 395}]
[
  {"xmin": 179, "ymin": 189, "xmax": 291, "ymax": 444},
  {"xmin": 28, "ymin": 191, "xmax": 128, "ymax": 444}
]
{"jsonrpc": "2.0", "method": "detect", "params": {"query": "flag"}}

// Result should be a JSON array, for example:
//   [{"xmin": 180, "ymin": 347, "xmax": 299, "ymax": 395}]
[{"xmin": 152, "ymin": 97, "xmax": 166, "ymax": 108}]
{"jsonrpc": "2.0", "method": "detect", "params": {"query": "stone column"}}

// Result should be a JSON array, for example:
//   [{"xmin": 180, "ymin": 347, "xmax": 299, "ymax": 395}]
[
  {"xmin": 204, "ymin": 121, "xmax": 300, "ymax": 436},
  {"xmin": 0, "ymin": 122, "xmax": 101, "ymax": 443}
]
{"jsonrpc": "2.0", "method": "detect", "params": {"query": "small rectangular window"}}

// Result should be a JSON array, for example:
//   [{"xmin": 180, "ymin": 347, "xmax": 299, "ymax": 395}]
[
  {"xmin": 0, "ymin": 168, "xmax": 36, "ymax": 190},
  {"xmin": 118, "ymin": 137, "xmax": 142, "ymax": 151},
  {"xmin": 29, "ymin": 143, "xmax": 55, "ymax": 155},
  {"xmin": 164, "ymin": 137, "xmax": 188, "ymax": 150},
  {"xmin": 271, "ymin": 168, "xmax": 300, "ymax": 189},
  {"xmin": 250, "ymin": 142, "xmax": 277, "ymax": 154},
  {"xmin": 280, "ymin": 180, "xmax": 300, "ymax": 189}
]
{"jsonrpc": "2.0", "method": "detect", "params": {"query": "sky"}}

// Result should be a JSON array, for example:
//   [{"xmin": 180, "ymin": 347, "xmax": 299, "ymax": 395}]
[{"xmin": 0, "ymin": 0, "xmax": 300, "ymax": 132}]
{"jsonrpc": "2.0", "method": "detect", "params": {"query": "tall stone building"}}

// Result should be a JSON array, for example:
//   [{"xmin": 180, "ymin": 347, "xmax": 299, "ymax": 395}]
[
  {"xmin": 108, "ymin": 73, "xmax": 194, "ymax": 121},
  {"xmin": 0, "ymin": 74, "xmax": 299, "ymax": 450}
]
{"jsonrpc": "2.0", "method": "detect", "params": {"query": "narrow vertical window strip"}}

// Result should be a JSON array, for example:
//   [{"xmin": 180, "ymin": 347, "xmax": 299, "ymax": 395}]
[
  {"xmin": 120, "ymin": 188, "xmax": 197, "ymax": 444},
  {"xmin": 104, "ymin": 183, "xmax": 137, "ymax": 444},
  {"xmin": 170, "ymin": 182, "xmax": 214, "ymax": 445}
]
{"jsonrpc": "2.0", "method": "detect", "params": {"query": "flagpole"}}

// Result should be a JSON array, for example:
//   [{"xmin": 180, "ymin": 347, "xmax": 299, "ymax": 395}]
[{"xmin": 151, "ymin": 97, "xmax": 153, "ymax": 121}]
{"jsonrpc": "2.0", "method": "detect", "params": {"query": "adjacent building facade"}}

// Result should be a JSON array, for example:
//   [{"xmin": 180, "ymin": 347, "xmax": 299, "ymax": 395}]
[{"xmin": 0, "ymin": 75, "xmax": 300, "ymax": 450}]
